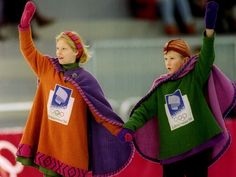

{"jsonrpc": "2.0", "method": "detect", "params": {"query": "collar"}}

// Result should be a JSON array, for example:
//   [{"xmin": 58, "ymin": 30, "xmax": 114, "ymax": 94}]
[{"xmin": 62, "ymin": 62, "xmax": 79, "ymax": 71}]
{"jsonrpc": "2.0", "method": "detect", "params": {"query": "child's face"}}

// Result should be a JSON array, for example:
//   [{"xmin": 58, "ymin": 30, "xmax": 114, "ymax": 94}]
[
  {"xmin": 164, "ymin": 50, "xmax": 187, "ymax": 74},
  {"xmin": 56, "ymin": 38, "xmax": 78, "ymax": 65}
]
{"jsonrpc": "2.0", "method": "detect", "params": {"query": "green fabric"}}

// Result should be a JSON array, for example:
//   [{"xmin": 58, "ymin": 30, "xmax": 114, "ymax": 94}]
[
  {"xmin": 16, "ymin": 156, "xmax": 37, "ymax": 167},
  {"xmin": 40, "ymin": 166, "xmax": 62, "ymax": 176},
  {"xmin": 124, "ymin": 34, "xmax": 222, "ymax": 160},
  {"xmin": 44, "ymin": 174, "xmax": 63, "ymax": 177},
  {"xmin": 62, "ymin": 62, "xmax": 79, "ymax": 70}
]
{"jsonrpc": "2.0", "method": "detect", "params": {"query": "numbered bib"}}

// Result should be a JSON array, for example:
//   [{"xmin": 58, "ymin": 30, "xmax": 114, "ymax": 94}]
[
  {"xmin": 165, "ymin": 89, "xmax": 194, "ymax": 131},
  {"xmin": 47, "ymin": 84, "xmax": 74, "ymax": 125}
]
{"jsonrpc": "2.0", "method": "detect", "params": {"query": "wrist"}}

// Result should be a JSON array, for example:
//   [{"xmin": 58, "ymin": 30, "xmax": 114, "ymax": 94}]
[
  {"xmin": 18, "ymin": 24, "xmax": 30, "ymax": 30},
  {"xmin": 205, "ymin": 29, "xmax": 214, "ymax": 37},
  {"xmin": 118, "ymin": 128, "xmax": 134, "ymax": 142}
]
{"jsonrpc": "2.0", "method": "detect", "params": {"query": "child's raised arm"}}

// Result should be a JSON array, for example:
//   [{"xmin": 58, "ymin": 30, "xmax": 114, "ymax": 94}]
[{"xmin": 204, "ymin": 1, "xmax": 219, "ymax": 37}]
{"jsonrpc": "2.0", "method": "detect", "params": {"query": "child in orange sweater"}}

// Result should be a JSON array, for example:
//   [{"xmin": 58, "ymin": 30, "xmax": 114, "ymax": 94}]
[{"xmin": 16, "ymin": 1, "xmax": 132, "ymax": 177}]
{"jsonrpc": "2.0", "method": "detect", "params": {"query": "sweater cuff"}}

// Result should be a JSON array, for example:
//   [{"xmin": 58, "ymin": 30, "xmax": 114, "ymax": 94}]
[{"xmin": 18, "ymin": 24, "xmax": 31, "ymax": 31}]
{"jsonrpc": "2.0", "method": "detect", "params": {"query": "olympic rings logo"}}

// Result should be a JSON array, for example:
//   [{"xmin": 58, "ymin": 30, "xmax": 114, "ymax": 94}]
[
  {"xmin": 173, "ymin": 112, "xmax": 188, "ymax": 122},
  {"xmin": 0, "ymin": 140, "xmax": 24, "ymax": 177},
  {"xmin": 50, "ymin": 109, "xmax": 64, "ymax": 118}
]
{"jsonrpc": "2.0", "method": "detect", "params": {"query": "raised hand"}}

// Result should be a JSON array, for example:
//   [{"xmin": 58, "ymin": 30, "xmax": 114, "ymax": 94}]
[
  {"xmin": 20, "ymin": 1, "xmax": 36, "ymax": 28},
  {"xmin": 204, "ymin": 1, "xmax": 219, "ymax": 29}
]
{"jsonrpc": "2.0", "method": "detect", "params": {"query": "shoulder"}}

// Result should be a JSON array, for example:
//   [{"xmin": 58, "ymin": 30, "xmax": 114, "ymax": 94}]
[
  {"xmin": 76, "ymin": 68, "xmax": 103, "ymax": 90},
  {"xmin": 79, "ymin": 68, "xmax": 98, "ymax": 82}
]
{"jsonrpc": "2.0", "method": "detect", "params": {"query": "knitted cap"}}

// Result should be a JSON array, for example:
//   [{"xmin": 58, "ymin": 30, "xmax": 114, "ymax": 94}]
[
  {"xmin": 63, "ymin": 31, "xmax": 84, "ymax": 59},
  {"xmin": 163, "ymin": 39, "xmax": 191, "ymax": 57}
]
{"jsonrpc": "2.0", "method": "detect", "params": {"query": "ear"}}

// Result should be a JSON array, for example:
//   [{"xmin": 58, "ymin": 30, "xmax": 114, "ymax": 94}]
[{"xmin": 74, "ymin": 50, "xmax": 79, "ymax": 57}]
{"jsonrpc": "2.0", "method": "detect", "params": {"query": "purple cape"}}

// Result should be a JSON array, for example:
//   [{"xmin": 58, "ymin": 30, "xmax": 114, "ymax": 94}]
[
  {"xmin": 131, "ymin": 56, "xmax": 236, "ymax": 165},
  {"xmin": 50, "ymin": 58, "xmax": 133, "ymax": 176}
]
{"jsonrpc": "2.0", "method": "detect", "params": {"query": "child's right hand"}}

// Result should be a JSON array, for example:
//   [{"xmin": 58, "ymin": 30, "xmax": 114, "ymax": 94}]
[
  {"xmin": 20, "ymin": 1, "xmax": 36, "ymax": 29},
  {"xmin": 117, "ymin": 128, "xmax": 134, "ymax": 143}
]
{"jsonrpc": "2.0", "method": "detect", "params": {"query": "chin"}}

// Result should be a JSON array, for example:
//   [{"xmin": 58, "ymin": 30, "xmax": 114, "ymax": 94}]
[
  {"xmin": 168, "ymin": 70, "xmax": 176, "ymax": 75},
  {"xmin": 58, "ymin": 60, "xmax": 64, "ymax": 64}
]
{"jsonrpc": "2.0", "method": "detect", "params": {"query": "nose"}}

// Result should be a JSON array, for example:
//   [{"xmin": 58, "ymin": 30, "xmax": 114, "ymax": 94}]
[
  {"xmin": 56, "ymin": 49, "xmax": 61, "ymax": 55},
  {"xmin": 165, "ymin": 59, "xmax": 170, "ymax": 66}
]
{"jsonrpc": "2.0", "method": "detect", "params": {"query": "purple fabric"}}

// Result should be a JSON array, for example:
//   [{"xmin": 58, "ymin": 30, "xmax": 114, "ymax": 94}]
[
  {"xmin": 132, "ymin": 56, "xmax": 235, "ymax": 165},
  {"xmin": 49, "ymin": 58, "xmax": 133, "ymax": 176}
]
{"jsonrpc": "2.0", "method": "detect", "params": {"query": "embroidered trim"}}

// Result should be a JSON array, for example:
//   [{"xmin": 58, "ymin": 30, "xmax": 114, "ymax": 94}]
[
  {"xmin": 35, "ymin": 152, "xmax": 88, "ymax": 177},
  {"xmin": 17, "ymin": 144, "xmax": 88, "ymax": 177},
  {"xmin": 17, "ymin": 144, "xmax": 33, "ymax": 157}
]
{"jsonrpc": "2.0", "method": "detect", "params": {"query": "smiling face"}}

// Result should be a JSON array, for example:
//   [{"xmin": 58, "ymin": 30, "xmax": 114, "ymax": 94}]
[
  {"xmin": 56, "ymin": 38, "xmax": 78, "ymax": 65},
  {"xmin": 164, "ymin": 50, "xmax": 188, "ymax": 74}
]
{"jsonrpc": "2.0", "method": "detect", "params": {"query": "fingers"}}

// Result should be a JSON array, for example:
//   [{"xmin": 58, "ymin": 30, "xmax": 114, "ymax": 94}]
[
  {"xmin": 20, "ymin": 1, "xmax": 36, "ymax": 28},
  {"xmin": 24, "ymin": 1, "xmax": 36, "ymax": 16}
]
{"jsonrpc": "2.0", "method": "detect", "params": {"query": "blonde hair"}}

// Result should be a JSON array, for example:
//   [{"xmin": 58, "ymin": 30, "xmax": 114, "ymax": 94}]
[{"xmin": 56, "ymin": 31, "xmax": 90, "ymax": 64}]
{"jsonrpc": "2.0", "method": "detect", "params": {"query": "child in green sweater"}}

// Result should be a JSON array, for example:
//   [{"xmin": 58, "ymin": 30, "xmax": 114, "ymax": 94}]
[{"xmin": 118, "ymin": 1, "xmax": 224, "ymax": 177}]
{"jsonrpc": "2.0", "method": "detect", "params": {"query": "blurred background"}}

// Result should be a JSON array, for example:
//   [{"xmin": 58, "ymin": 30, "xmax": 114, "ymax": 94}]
[{"xmin": 0, "ymin": 0, "xmax": 235, "ymax": 127}]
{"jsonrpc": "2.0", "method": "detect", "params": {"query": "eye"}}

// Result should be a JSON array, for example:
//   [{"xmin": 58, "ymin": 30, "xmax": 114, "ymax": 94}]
[{"xmin": 61, "ymin": 47, "xmax": 67, "ymax": 51}]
